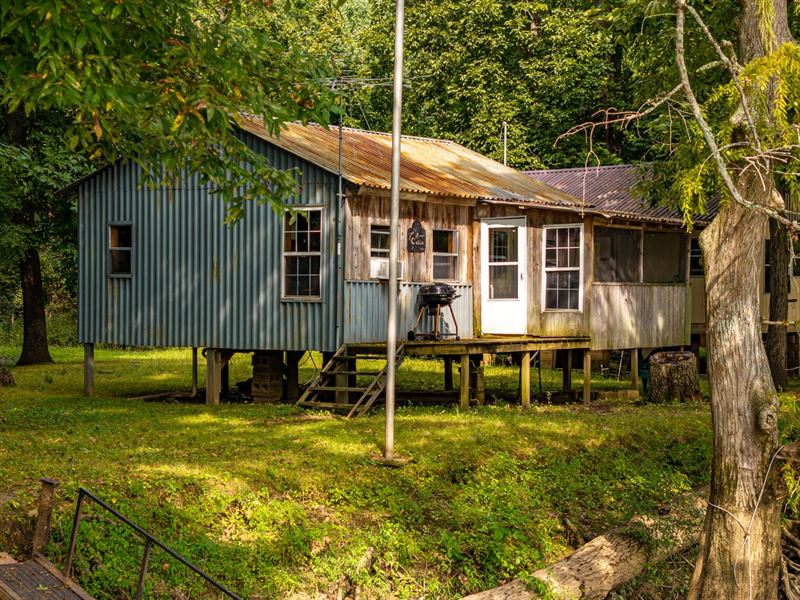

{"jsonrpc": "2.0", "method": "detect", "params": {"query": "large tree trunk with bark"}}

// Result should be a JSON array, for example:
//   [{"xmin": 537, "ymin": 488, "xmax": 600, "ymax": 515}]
[
  {"xmin": 766, "ymin": 219, "xmax": 789, "ymax": 390},
  {"xmin": 17, "ymin": 247, "xmax": 52, "ymax": 366},
  {"xmin": 5, "ymin": 109, "xmax": 53, "ymax": 366},
  {"xmin": 689, "ymin": 174, "xmax": 783, "ymax": 600}
]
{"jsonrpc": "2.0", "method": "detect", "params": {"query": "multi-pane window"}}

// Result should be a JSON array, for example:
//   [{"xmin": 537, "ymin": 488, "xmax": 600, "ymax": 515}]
[
  {"xmin": 433, "ymin": 229, "xmax": 458, "ymax": 281},
  {"xmin": 283, "ymin": 209, "xmax": 322, "ymax": 298},
  {"xmin": 370, "ymin": 225, "xmax": 390, "ymax": 258},
  {"xmin": 109, "ymin": 224, "xmax": 132, "ymax": 276},
  {"xmin": 543, "ymin": 225, "xmax": 582, "ymax": 310}
]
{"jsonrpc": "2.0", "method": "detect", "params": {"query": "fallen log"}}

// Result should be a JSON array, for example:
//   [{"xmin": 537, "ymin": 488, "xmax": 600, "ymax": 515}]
[{"xmin": 462, "ymin": 489, "xmax": 707, "ymax": 600}]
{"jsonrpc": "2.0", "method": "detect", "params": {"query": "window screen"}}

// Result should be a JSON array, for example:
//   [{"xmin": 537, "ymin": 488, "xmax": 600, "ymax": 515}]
[
  {"xmin": 643, "ymin": 232, "xmax": 687, "ymax": 283},
  {"xmin": 690, "ymin": 238, "xmax": 703, "ymax": 277},
  {"xmin": 284, "ymin": 209, "xmax": 322, "ymax": 298},
  {"xmin": 109, "ymin": 224, "xmax": 132, "ymax": 276},
  {"xmin": 543, "ymin": 225, "xmax": 582, "ymax": 310},
  {"xmin": 433, "ymin": 229, "xmax": 458, "ymax": 280},
  {"xmin": 593, "ymin": 227, "xmax": 639, "ymax": 282}
]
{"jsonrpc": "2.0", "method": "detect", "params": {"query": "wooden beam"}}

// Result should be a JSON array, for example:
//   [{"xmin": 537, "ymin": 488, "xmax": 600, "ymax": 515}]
[
  {"xmin": 444, "ymin": 357, "xmax": 453, "ymax": 390},
  {"xmin": 31, "ymin": 478, "xmax": 59, "ymax": 557},
  {"xmin": 206, "ymin": 349, "xmax": 221, "ymax": 405},
  {"xmin": 83, "ymin": 343, "xmax": 94, "ymax": 397},
  {"xmin": 562, "ymin": 350, "xmax": 572, "ymax": 394},
  {"xmin": 630, "ymin": 349, "xmax": 639, "ymax": 391},
  {"xmin": 460, "ymin": 354, "xmax": 470, "ymax": 409},
  {"xmin": 285, "ymin": 351, "xmax": 302, "ymax": 403},
  {"xmin": 583, "ymin": 350, "xmax": 592, "ymax": 404},
  {"xmin": 521, "ymin": 352, "xmax": 531, "ymax": 409},
  {"xmin": 191, "ymin": 347, "xmax": 198, "ymax": 396}
]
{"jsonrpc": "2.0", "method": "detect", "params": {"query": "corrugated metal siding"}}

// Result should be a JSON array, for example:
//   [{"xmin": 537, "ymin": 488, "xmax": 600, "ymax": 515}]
[
  {"xmin": 343, "ymin": 281, "xmax": 473, "ymax": 343},
  {"xmin": 78, "ymin": 134, "xmax": 341, "ymax": 351}
]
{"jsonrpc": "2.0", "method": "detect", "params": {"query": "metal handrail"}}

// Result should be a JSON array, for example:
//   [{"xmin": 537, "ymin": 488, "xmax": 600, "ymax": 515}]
[{"xmin": 63, "ymin": 487, "xmax": 241, "ymax": 600}]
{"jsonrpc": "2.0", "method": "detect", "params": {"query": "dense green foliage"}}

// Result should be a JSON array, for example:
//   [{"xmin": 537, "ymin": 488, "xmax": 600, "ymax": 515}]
[{"xmin": 0, "ymin": 347, "xmax": 718, "ymax": 598}]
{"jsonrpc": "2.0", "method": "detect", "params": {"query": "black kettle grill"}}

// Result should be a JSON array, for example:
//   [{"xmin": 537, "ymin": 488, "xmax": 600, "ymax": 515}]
[{"xmin": 408, "ymin": 283, "xmax": 460, "ymax": 341}]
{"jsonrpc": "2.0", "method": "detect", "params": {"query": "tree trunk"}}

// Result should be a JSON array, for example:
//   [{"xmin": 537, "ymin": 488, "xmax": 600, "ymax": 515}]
[
  {"xmin": 766, "ymin": 219, "xmax": 789, "ymax": 390},
  {"xmin": 688, "ymin": 173, "xmax": 782, "ymax": 600},
  {"xmin": 17, "ymin": 248, "xmax": 52, "ymax": 366},
  {"xmin": 647, "ymin": 350, "xmax": 701, "ymax": 403}
]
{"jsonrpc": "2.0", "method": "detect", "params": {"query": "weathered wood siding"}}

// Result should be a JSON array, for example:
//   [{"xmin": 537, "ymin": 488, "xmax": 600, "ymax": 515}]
[
  {"xmin": 345, "ymin": 194, "xmax": 473, "ymax": 283},
  {"xmin": 591, "ymin": 284, "xmax": 689, "ymax": 349}
]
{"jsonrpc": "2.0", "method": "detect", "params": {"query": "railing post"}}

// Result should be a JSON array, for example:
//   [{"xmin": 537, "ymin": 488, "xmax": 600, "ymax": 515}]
[
  {"xmin": 63, "ymin": 490, "xmax": 85, "ymax": 578},
  {"xmin": 134, "ymin": 539, "xmax": 153, "ymax": 600},
  {"xmin": 31, "ymin": 477, "xmax": 60, "ymax": 557}
]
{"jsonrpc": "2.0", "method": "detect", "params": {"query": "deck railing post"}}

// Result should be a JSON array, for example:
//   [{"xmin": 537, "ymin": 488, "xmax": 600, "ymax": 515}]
[
  {"xmin": 31, "ymin": 477, "xmax": 60, "ymax": 557},
  {"xmin": 63, "ymin": 490, "xmax": 85, "ymax": 577},
  {"xmin": 134, "ymin": 539, "xmax": 154, "ymax": 600}
]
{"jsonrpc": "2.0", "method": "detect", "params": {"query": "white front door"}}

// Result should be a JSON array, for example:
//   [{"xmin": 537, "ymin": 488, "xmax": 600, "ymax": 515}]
[{"xmin": 481, "ymin": 217, "xmax": 527, "ymax": 334}]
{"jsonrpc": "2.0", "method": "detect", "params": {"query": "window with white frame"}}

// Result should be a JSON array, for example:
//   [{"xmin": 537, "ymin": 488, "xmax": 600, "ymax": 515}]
[
  {"xmin": 433, "ymin": 229, "xmax": 458, "ymax": 281},
  {"xmin": 370, "ymin": 225, "xmax": 390, "ymax": 258},
  {"xmin": 543, "ymin": 225, "xmax": 582, "ymax": 310},
  {"xmin": 283, "ymin": 209, "xmax": 322, "ymax": 298},
  {"xmin": 109, "ymin": 224, "xmax": 132, "ymax": 277}
]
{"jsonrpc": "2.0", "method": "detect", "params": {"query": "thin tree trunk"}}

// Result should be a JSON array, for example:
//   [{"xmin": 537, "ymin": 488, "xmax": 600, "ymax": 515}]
[
  {"xmin": 689, "ymin": 173, "xmax": 782, "ymax": 600},
  {"xmin": 17, "ymin": 247, "xmax": 52, "ymax": 366},
  {"xmin": 767, "ymin": 219, "xmax": 789, "ymax": 389}
]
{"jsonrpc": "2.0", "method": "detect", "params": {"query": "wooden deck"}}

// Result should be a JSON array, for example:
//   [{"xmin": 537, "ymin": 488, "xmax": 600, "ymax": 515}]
[
  {"xmin": 0, "ymin": 554, "xmax": 94, "ymax": 600},
  {"xmin": 350, "ymin": 335, "xmax": 591, "ymax": 357}
]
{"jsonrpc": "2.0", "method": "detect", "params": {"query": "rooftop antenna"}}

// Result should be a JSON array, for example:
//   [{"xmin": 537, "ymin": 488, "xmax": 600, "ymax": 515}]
[
  {"xmin": 384, "ymin": 0, "xmax": 405, "ymax": 462},
  {"xmin": 502, "ymin": 121, "xmax": 508, "ymax": 166}
]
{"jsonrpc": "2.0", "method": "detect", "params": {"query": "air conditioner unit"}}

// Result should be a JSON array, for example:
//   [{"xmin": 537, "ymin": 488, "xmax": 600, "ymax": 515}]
[{"xmin": 370, "ymin": 258, "xmax": 404, "ymax": 280}]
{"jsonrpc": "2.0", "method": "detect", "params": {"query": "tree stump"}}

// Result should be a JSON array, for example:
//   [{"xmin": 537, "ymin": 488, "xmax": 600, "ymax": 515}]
[
  {"xmin": 647, "ymin": 351, "xmax": 700, "ymax": 403},
  {"xmin": 0, "ymin": 367, "xmax": 14, "ymax": 387}
]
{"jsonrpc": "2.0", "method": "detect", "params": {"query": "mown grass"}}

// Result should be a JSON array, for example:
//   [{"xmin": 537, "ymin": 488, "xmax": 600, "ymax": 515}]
[{"xmin": 0, "ymin": 344, "xmax": 779, "ymax": 599}]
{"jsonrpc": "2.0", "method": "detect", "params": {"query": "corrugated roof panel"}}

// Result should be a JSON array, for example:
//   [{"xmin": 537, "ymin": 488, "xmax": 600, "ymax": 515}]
[
  {"xmin": 524, "ymin": 164, "xmax": 717, "ymax": 225},
  {"xmin": 238, "ymin": 115, "xmax": 584, "ymax": 208}
]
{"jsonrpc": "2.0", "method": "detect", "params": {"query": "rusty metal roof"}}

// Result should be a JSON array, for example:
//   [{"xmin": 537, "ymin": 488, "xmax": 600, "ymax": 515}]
[
  {"xmin": 239, "ymin": 115, "xmax": 583, "ymax": 208},
  {"xmin": 524, "ymin": 164, "xmax": 717, "ymax": 225}
]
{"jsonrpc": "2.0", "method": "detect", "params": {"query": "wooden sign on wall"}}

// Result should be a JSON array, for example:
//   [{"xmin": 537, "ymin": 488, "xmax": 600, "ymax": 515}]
[{"xmin": 407, "ymin": 219, "xmax": 426, "ymax": 253}]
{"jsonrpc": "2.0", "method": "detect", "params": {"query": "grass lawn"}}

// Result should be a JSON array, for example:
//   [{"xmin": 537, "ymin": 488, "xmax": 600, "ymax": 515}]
[{"xmin": 0, "ymin": 345, "xmax": 791, "ymax": 599}]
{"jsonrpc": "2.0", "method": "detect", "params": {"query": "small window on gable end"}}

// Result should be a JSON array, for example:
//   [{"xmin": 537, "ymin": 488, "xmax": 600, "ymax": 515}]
[
  {"xmin": 109, "ymin": 224, "xmax": 132, "ymax": 277},
  {"xmin": 433, "ymin": 229, "xmax": 458, "ymax": 281}
]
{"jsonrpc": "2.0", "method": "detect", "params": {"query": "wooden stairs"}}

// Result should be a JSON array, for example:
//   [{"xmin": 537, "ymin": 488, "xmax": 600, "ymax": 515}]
[
  {"xmin": 0, "ymin": 553, "xmax": 94, "ymax": 600},
  {"xmin": 296, "ymin": 343, "xmax": 406, "ymax": 418}
]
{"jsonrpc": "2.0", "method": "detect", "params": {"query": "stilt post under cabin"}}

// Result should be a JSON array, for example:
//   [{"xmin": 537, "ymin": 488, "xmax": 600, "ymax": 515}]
[
  {"xmin": 520, "ymin": 351, "xmax": 531, "ymax": 409},
  {"xmin": 31, "ymin": 477, "xmax": 59, "ymax": 557},
  {"xmin": 471, "ymin": 355, "xmax": 485, "ymax": 406},
  {"xmin": 583, "ymin": 350, "xmax": 592, "ymax": 404},
  {"xmin": 191, "ymin": 347, "xmax": 198, "ymax": 396},
  {"xmin": 206, "ymin": 349, "xmax": 221, "ymax": 405},
  {"xmin": 630, "ymin": 349, "xmax": 639, "ymax": 391},
  {"xmin": 460, "ymin": 354, "xmax": 470, "ymax": 409},
  {"xmin": 83, "ymin": 343, "xmax": 94, "ymax": 397},
  {"xmin": 561, "ymin": 350, "xmax": 572, "ymax": 395},
  {"xmin": 443, "ymin": 357, "xmax": 453, "ymax": 391},
  {"xmin": 285, "ymin": 351, "xmax": 302, "ymax": 403}
]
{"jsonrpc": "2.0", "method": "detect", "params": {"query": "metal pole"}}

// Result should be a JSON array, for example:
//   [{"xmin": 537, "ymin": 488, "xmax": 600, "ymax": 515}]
[
  {"xmin": 502, "ymin": 121, "xmax": 507, "ymax": 166},
  {"xmin": 385, "ymin": 0, "xmax": 405, "ymax": 461}
]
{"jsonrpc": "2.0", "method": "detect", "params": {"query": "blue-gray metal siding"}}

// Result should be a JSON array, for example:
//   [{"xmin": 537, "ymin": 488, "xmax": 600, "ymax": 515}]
[
  {"xmin": 78, "ymin": 134, "xmax": 342, "ymax": 351},
  {"xmin": 343, "ymin": 281, "xmax": 473, "ymax": 343}
]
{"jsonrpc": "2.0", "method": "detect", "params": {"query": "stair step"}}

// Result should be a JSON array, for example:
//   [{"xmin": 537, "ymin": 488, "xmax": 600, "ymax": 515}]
[
  {"xmin": 333, "ymin": 354, "xmax": 390, "ymax": 361},
  {"xmin": 310, "ymin": 386, "xmax": 368, "ymax": 392},
  {"xmin": 298, "ymin": 401, "xmax": 356, "ymax": 409},
  {"xmin": 327, "ymin": 370, "xmax": 383, "ymax": 376}
]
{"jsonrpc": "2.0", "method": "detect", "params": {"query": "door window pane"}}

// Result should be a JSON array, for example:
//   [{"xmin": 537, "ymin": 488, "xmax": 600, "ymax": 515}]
[{"xmin": 490, "ymin": 264, "xmax": 519, "ymax": 299}]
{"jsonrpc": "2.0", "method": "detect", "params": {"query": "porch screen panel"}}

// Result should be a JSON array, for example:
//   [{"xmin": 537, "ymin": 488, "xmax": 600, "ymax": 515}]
[
  {"xmin": 643, "ymin": 232, "xmax": 687, "ymax": 283},
  {"xmin": 593, "ymin": 227, "xmax": 640, "ymax": 282},
  {"xmin": 488, "ymin": 227, "xmax": 518, "ymax": 299}
]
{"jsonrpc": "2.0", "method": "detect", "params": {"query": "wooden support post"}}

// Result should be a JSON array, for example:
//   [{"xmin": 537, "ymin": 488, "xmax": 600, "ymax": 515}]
[
  {"xmin": 562, "ymin": 350, "xmax": 572, "ymax": 395},
  {"xmin": 32, "ymin": 478, "xmax": 59, "ymax": 557},
  {"xmin": 444, "ymin": 357, "xmax": 454, "ymax": 391},
  {"xmin": 630, "ymin": 349, "xmax": 639, "ymax": 391},
  {"xmin": 206, "ymin": 349, "xmax": 221, "ymax": 405},
  {"xmin": 191, "ymin": 347, "xmax": 198, "ymax": 396},
  {"xmin": 83, "ymin": 343, "xmax": 94, "ymax": 397},
  {"xmin": 460, "ymin": 354, "xmax": 470, "ymax": 409},
  {"xmin": 583, "ymin": 350, "xmax": 592, "ymax": 405},
  {"xmin": 221, "ymin": 362, "xmax": 230, "ymax": 396},
  {"xmin": 285, "ymin": 351, "xmax": 302, "ymax": 403},
  {"xmin": 520, "ymin": 352, "xmax": 531, "ymax": 409}
]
